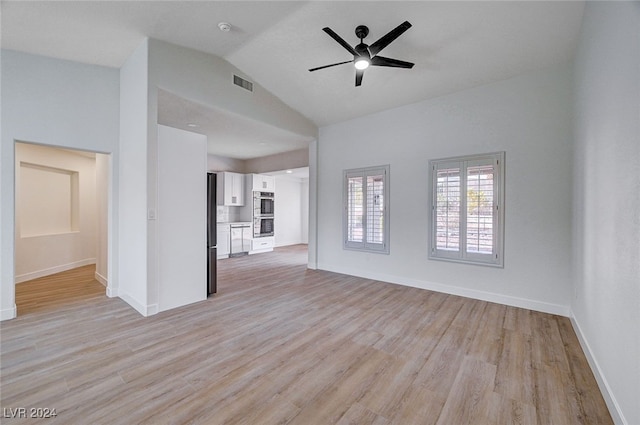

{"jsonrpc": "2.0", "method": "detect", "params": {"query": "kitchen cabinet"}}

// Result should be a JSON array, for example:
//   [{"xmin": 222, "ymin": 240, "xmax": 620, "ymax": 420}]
[
  {"xmin": 250, "ymin": 173, "xmax": 275, "ymax": 192},
  {"xmin": 217, "ymin": 172, "xmax": 245, "ymax": 206},
  {"xmin": 251, "ymin": 236, "xmax": 274, "ymax": 253},
  {"xmin": 217, "ymin": 224, "xmax": 230, "ymax": 259},
  {"xmin": 230, "ymin": 223, "xmax": 252, "ymax": 256}
]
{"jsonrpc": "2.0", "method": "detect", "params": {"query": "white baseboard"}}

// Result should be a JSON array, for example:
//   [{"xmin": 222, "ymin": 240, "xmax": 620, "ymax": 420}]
[
  {"xmin": 119, "ymin": 292, "xmax": 158, "ymax": 317},
  {"xmin": 569, "ymin": 313, "xmax": 627, "ymax": 425},
  {"xmin": 275, "ymin": 240, "xmax": 304, "ymax": 248},
  {"xmin": 106, "ymin": 286, "xmax": 118, "ymax": 298},
  {"xmin": 0, "ymin": 304, "xmax": 17, "ymax": 321},
  {"xmin": 316, "ymin": 262, "xmax": 570, "ymax": 317},
  {"xmin": 95, "ymin": 271, "xmax": 108, "ymax": 287},
  {"xmin": 15, "ymin": 258, "xmax": 96, "ymax": 283}
]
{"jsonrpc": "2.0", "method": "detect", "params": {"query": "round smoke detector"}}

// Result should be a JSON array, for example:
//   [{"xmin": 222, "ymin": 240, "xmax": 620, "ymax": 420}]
[{"xmin": 218, "ymin": 22, "xmax": 231, "ymax": 32}]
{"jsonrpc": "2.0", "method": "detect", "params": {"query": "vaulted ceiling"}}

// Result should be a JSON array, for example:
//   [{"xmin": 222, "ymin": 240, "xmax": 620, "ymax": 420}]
[{"xmin": 2, "ymin": 1, "xmax": 585, "ymax": 158}]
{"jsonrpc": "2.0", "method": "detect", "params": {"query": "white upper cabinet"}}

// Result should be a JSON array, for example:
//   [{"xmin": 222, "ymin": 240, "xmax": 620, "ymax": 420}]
[
  {"xmin": 217, "ymin": 172, "xmax": 245, "ymax": 206},
  {"xmin": 250, "ymin": 174, "xmax": 275, "ymax": 192}
]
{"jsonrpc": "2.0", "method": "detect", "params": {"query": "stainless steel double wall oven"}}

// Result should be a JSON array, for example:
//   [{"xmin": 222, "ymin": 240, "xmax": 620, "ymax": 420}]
[{"xmin": 253, "ymin": 191, "xmax": 274, "ymax": 237}]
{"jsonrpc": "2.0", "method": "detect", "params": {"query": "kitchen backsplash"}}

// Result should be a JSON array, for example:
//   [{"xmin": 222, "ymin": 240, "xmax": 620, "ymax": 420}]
[
  {"xmin": 216, "ymin": 206, "xmax": 242, "ymax": 223},
  {"xmin": 216, "ymin": 206, "xmax": 228, "ymax": 223}
]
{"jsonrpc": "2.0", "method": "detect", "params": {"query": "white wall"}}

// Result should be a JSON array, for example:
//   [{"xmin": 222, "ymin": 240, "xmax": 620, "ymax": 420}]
[
  {"xmin": 207, "ymin": 154, "xmax": 246, "ymax": 173},
  {"xmin": 301, "ymin": 178, "xmax": 309, "ymax": 244},
  {"xmin": 147, "ymin": 40, "xmax": 317, "ymax": 143},
  {"xmin": 317, "ymin": 63, "xmax": 574, "ymax": 315},
  {"xmin": 157, "ymin": 125, "xmax": 207, "ymax": 312},
  {"xmin": 95, "ymin": 153, "xmax": 109, "ymax": 285},
  {"xmin": 308, "ymin": 140, "xmax": 318, "ymax": 268},
  {"xmin": 273, "ymin": 175, "xmax": 305, "ymax": 247},
  {"xmin": 14, "ymin": 144, "xmax": 97, "ymax": 283},
  {"xmin": 572, "ymin": 3, "xmax": 640, "ymax": 424},
  {"xmin": 245, "ymin": 148, "xmax": 309, "ymax": 174},
  {"xmin": 209, "ymin": 148, "xmax": 310, "ymax": 176},
  {"xmin": 118, "ymin": 40, "xmax": 150, "ymax": 315},
  {"xmin": 1, "ymin": 50, "xmax": 119, "ymax": 320}
]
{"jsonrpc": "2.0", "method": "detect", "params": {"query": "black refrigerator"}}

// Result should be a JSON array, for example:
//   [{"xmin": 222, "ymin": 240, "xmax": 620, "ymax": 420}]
[{"xmin": 207, "ymin": 173, "xmax": 217, "ymax": 295}]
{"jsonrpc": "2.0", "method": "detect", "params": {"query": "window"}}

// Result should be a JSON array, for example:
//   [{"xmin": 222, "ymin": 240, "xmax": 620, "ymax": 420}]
[
  {"xmin": 429, "ymin": 152, "xmax": 504, "ymax": 267},
  {"xmin": 343, "ymin": 165, "xmax": 390, "ymax": 254}
]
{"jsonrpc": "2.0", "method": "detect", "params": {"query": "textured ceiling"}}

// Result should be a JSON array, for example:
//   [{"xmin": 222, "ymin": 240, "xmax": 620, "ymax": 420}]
[
  {"xmin": 1, "ymin": 1, "xmax": 307, "ymax": 67},
  {"xmin": 227, "ymin": 1, "xmax": 584, "ymax": 126},
  {"xmin": 1, "ymin": 1, "xmax": 585, "ymax": 158}
]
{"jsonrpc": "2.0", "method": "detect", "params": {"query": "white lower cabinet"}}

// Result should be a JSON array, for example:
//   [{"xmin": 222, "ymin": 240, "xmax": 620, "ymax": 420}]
[
  {"xmin": 219, "ymin": 227, "xmax": 274, "ymax": 257},
  {"xmin": 251, "ymin": 237, "xmax": 274, "ymax": 253},
  {"xmin": 217, "ymin": 224, "xmax": 231, "ymax": 258}
]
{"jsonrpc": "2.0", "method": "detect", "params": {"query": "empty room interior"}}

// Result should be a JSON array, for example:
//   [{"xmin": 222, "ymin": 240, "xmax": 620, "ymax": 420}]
[{"xmin": 1, "ymin": 1, "xmax": 638, "ymax": 424}]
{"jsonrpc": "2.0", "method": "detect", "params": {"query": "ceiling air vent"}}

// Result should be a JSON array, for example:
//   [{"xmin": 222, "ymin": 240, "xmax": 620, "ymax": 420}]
[{"xmin": 233, "ymin": 75, "xmax": 253, "ymax": 92}]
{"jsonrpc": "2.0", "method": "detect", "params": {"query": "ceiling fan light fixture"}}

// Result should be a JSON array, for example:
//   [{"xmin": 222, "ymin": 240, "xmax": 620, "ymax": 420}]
[{"xmin": 354, "ymin": 58, "xmax": 370, "ymax": 70}]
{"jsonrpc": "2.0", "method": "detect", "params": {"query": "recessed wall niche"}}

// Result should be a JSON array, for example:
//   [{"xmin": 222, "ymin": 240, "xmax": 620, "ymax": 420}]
[{"xmin": 19, "ymin": 162, "xmax": 79, "ymax": 237}]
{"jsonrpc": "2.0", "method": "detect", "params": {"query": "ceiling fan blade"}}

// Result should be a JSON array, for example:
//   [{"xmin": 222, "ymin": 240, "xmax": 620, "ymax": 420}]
[
  {"xmin": 368, "ymin": 21, "xmax": 412, "ymax": 56},
  {"xmin": 355, "ymin": 69, "xmax": 364, "ymax": 87},
  {"xmin": 309, "ymin": 60, "xmax": 353, "ymax": 72},
  {"xmin": 323, "ymin": 27, "xmax": 358, "ymax": 56},
  {"xmin": 371, "ymin": 56, "xmax": 414, "ymax": 69}
]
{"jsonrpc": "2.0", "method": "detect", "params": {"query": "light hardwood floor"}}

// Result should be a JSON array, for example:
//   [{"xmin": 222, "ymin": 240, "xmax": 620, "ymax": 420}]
[{"xmin": 1, "ymin": 245, "xmax": 611, "ymax": 424}]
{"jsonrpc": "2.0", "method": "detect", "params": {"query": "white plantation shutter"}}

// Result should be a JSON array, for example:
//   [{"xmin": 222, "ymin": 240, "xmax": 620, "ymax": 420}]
[
  {"xmin": 435, "ymin": 163, "xmax": 461, "ymax": 257},
  {"xmin": 430, "ymin": 153, "xmax": 504, "ymax": 267},
  {"xmin": 466, "ymin": 162, "xmax": 495, "ymax": 256},
  {"xmin": 346, "ymin": 175, "xmax": 363, "ymax": 243},
  {"xmin": 366, "ymin": 173, "xmax": 385, "ymax": 244},
  {"xmin": 344, "ymin": 165, "xmax": 390, "ymax": 254}
]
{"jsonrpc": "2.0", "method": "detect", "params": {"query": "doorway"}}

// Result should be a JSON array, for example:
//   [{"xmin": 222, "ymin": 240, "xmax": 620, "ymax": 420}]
[
  {"xmin": 268, "ymin": 167, "xmax": 310, "ymax": 248},
  {"xmin": 14, "ymin": 142, "xmax": 110, "ymax": 315}
]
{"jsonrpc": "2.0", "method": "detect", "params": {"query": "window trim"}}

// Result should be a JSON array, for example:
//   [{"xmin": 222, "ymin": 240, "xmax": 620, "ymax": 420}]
[
  {"xmin": 429, "ymin": 152, "xmax": 504, "ymax": 267},
  {"xmin": 343, "ymin": 165, "xmax": 390, "ymax": 254}
]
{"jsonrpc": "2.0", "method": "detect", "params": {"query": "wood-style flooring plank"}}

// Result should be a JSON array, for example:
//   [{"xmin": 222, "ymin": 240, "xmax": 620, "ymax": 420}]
[
  {"xmin": 493, "ymin": 329, "xmax": 536, "ymax": 404},
  {"xmin": 387, "ymin": 384, "xmax": 444, "ymax": 425},
  {"xmin": 435, "ymin": 356, "xmax": 497, "ymax": 425},
  {"xmin": 0, "ymin": 245, "xmax": 613, "ymax": 424},
  {"xmin": 556, "ymin": 317, "xmax": 613, "ymax": 424}
]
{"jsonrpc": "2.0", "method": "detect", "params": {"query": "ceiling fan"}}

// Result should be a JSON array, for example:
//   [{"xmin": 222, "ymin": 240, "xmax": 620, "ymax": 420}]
[{"xmin": 309, "ymin": 21, "xmax": 414, "ymax": 87}]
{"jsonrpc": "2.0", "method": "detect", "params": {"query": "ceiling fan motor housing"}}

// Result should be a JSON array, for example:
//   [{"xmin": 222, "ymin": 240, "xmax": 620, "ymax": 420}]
[
  {"xmin": 355, "ymin": 43, "xmax": 371, "ymax": 59},
  {"xmin": 355, "ymin": 25, "xmax": 369, "ymax": 40}
]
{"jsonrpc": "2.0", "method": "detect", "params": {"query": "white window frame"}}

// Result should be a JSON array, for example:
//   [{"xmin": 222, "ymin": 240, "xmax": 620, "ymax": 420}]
[
  {"xmin": 343, "ymin": 165, "xmax": 390, "ymax": 254},
  {"xmin": 429, "ymin": 152, "xmax": 504, "ymax": 267}
]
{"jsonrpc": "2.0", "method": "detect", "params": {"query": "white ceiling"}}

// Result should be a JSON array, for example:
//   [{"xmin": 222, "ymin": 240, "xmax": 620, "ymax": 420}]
[{"xmin": 1, "ymin": 1, "xmax": 585, "ymax": 158}]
